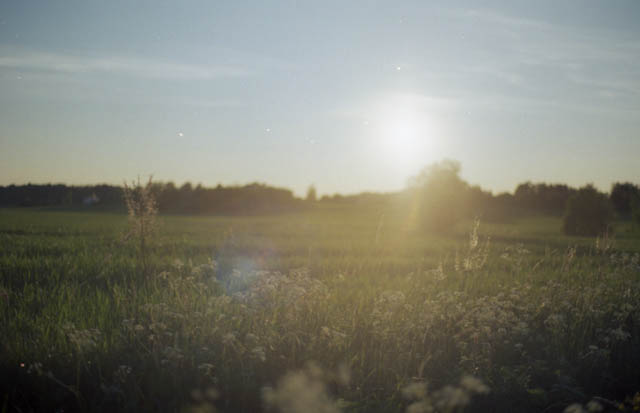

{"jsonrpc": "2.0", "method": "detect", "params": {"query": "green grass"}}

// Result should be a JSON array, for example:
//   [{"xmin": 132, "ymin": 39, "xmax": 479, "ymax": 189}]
[{"xmin": 1, "ymin": 207, "xmax": 640, "ymax": 412}]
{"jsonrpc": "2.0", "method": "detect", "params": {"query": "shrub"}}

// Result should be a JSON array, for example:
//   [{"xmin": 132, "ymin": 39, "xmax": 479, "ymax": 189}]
[
  {"xmin": 410, "ymin": 160, "xmax": 470, "ymax": 233},
  {"xmin": 562, "ymin": 184, "xmax": 613, "ymax": 236}
]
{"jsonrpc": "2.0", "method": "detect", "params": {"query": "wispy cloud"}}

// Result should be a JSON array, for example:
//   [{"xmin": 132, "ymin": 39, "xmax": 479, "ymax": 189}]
[
  {"xmin": 455, "ymin": 8, "xmax": 555, "ymax": 32},
  {"xmin": 452, "ymin": 7, "xmax": 640, "ymax": 66},
  {"xmin": 0, "ymin": 50, "xmax": 251, "ymax": 80},
  {"xmin": 436, "ymin": 7, "xmax": 640, "ymax": 110}
]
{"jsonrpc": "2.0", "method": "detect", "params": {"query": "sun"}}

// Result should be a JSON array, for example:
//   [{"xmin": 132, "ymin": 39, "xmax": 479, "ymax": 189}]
[
  {"xmin": 371, "ymin": 94, "xmax": 435, "ymax": 168},
  {"xmin": 381, "ymin": 111, "xmax": 422, "ymax": 162}
]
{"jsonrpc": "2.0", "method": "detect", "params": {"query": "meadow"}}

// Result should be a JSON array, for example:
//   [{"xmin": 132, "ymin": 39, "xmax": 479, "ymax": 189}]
[{"xmin": 1, "ymin": 206, "xmax": 640, "ymax": 412}]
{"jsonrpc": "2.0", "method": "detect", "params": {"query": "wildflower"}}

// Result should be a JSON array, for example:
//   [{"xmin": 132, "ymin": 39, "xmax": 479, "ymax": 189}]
[
  {"xmin": 251, "ymin": 346, "xmax": 267, "ymax": 362},
  {"xmin": 262, "ymin": 364, "xmax": 340, "ymax": 413},
  {"xmin": 428, "ymin": 264, "xmax": 446, "ymax": 281},
  {"xmin": 63, "ymin": 323, "xmax": 101, "ymax": 353},
  {"xmin": 433, "ymin": 386, "xmax": 470, "ymax": 411},
  {"xmin": 585, "ymin": 400, "xmax": 603, "ymax": 412},
  {"xmin": 402, "ymin": 382, "xmax": 428, "ymax": 400},
  {"xmin": 222, "ymin": 333, "xmax": 236, "ymax": 346},
  {"xmin": 460, "ymin": 376, "xmax": 489, "ymax": 394},
  {"xmin": 245, "ymin": 333, "xmax": 258, "ymax": 346},
  {"xmin": 544, "ymin": 314, "xmax": 566, "ymax": 331},
  {"xmin": 205, "ymin": 387, "xmax": 220, "ymax": 400},
  {"xmin": 162, "ymin": 346, "xmax": 184, "ymax": 364},
  {"xmin": 27, "ymin": 362, "xmax": 43, "ymax": 375},
  {"xmin": 198, "ymin": 363, "xmax": 215, "ymax": 376},
  {"xmin": 564, "ymin": 403, "xmax": 587, "ymax": 413},
  {"xmin": 407, "ymin": 400, "xmax": 433, "ymax": 413},
  {"xmin": 608, "ymin": 327, "xmax": 630, "ymax": 342},
  {"xmin": 114, "ymin": 365, "xmax": 132, "ymax": 383}
]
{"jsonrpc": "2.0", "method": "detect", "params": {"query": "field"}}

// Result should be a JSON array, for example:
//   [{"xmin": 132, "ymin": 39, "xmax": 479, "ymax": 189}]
[{"xmin": 1, "ymin": 207, "xmax": 640, "ymax": 412}]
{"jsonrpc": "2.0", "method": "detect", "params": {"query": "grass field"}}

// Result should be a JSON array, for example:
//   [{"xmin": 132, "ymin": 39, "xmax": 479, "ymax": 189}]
[{"xmin": 1, "ymin": 207, "xmax": 640, "ymax": 412}]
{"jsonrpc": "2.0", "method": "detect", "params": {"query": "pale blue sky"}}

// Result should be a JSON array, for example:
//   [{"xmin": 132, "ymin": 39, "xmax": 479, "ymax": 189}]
[{"xmin": 1, "ymin": 1, "xmax": 639, "ymax": 196}]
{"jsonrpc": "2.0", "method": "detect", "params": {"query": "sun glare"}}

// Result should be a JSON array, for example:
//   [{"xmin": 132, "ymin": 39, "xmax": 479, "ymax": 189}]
[{"xmin": 371, "ymin": 95, "xmax": 436, "ymax": 168}]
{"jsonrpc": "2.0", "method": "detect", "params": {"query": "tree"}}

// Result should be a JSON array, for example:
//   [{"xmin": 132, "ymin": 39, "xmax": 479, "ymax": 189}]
[
  {"xmin": 562, "ymin": 184, "xmax": 613, "ymax": 236},
  {"xmin": 513, "ymin": 182, "xmax": 576, "ymax": 215},
  {"xmin": 610, "ymin": 182, "xmax": 640, "ymax": 218},
  {"xmin": 410, "ymin": 160, "xmax": 469, "ymax": 233},
  {"xmin": 305, "ymin": 185, "xmax": 317, "ymax": 203}
]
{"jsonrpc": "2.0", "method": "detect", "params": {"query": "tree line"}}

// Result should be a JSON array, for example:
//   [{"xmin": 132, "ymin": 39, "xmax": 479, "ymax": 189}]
[
  {"xmin": 0, "ymin": 182, "xmax": 305, "ymax": 215},
  {"xmin": 400, "ymin": 160, "xmax": 639, "ymax": 236},
  {"xmin": 1, "ymin": 168, "xmax": 638, "ymax": 235}
]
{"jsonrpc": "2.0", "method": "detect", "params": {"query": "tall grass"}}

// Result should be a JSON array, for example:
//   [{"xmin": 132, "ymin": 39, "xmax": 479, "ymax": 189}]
[
  {"xmin": 123, "ymin": 176, "xmax": 158, "ymax": 279},
  {"xmin": 1, "ymin": 209, "xmax": 639, "ymax": 412}
]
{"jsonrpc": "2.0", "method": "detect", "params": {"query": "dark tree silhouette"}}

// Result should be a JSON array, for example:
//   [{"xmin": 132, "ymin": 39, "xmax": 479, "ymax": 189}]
[
  {"xmin": 0, "ymin": 182, "xmax": 304, "ymax": 215},
  {"xmin": 563, "ymin": 185, "xmax": 613, "ymax": 236},
  {"xmin": 610, "ymin": 182, "xmax": 640, "ymax": 218}
]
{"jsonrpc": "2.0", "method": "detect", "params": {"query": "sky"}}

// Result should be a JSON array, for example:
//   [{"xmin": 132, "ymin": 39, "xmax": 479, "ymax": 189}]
[{"xmin": 1, "ymin": 0, "xmax": 639, "ymax": 196}]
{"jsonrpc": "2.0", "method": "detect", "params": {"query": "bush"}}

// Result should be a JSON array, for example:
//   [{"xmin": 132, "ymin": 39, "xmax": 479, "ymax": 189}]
[
  {"xmin": 410, "ymin": 160, "xmax": 470, "ymax": 233},
  {"xmin": 562, "ymin": 184, "xmax": 613, "ymax": 236}
]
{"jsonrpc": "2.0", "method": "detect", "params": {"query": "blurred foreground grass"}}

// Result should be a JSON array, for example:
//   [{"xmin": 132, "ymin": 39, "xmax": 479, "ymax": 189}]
[{"xmin": 1, "ymin": 206, "xmax": 640, "ymax": 412}]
